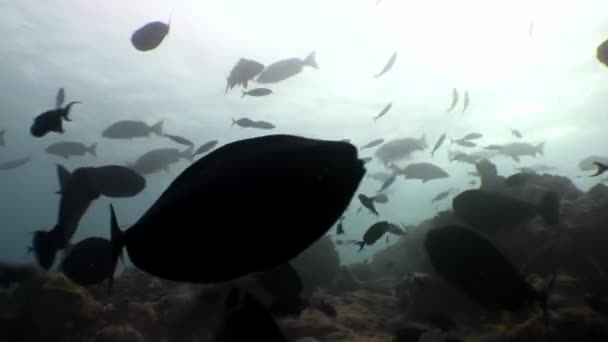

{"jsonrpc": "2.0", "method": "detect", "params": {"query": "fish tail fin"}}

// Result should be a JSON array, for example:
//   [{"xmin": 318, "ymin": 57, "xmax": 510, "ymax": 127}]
[
  {"xmin": 88, "ymin": 143, "xmax": 97, "ymax": 157},
  {"xmin": 592, "ymin": 162, "xmax": 608, "ymax": 177},
  {"xmin": 32, "ymin": 229, "xmax": 60, "ymax": 270},
  {"xmin": 537, "ymin": 191, "xmax": 560, "ymax": 225},
  {"xmin": 182, "ymin": 146, "xmax": 194, "ymax": 161},
  {"xmin": 303, "ymin": 51, "xmax": 318, "ymax": 69},
  {"xmin": 62, "ymin": 101, "xmax": 81, "ymax": 121},
  {"xmin": 536, "ymin": 142, "xmax": 544, "ymax": 156},
  {"xmin": 357, "ymin": 241, "xmax": 365, "ymax": 252},
  {"xmin": 241, "ymin": 91, "xmax": 247, "ymax": 99},
  {"xmin": 151, "ymin": 120, "xmax": 164, "ymax": 136},
  {"xmin": 231, "ymin": 119, "xmax": 237, "ymax": 126},
  {"xmin": 109, "ymin": 204, "xmax": 126, "ymax": 292}
]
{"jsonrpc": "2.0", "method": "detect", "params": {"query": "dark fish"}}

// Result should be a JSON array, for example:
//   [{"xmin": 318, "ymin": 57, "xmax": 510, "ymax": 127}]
[
  {"xmin": 431, "ymin": 133, "xmax": 446, "ymax": 157},
  {"xmin": 102, "ymin": 120, "xmax": 163, "ymax": 139},
  {"xmin": 373, "ymin": 103, "xmax": 392, "ymax": 121},
  {"xmin": 597, "ymin": 38, "xmax": 608, "ymax": 68},
  {"xmin": 361, "ymin": 138, "xmax": 384, "ymax": 149},
  {"xmin": 315, "ymin": 299, "xmax": 337, "ymax": 317},
  {"xmin": 398, "ymin": 162, "xmax": 449, "ymax": 182},
  {"xmin": 256, "ymin": 52, "xmax": 318, "ymax": 84},
  {"xmin": 504, "ymin": 172, "xmax": 534, "ymax": 187},
  {"xmin": 0, "ymin": 129, "xmax": 4, "ymax": 147},
  {"xmin": 373, "ymin": 193, "xmax": 389, "ymax": 203},
  {"xmin": 452, "ymin": 189, "xmax": 559, "ymax": 231},
  {"xmin": 379, "ymin": 174, "xmax": 397, "ymax": 191},
  {"xmin": 374, "ymin": 51, "xmax": 398, "ymax": 78},
  {"xmin": 108, "ymin": 135, "xmax": 365, "ymax": 284},
  {"xmin": 216, "ymin": 289, "xmax": 288, "ymax": 342},
  {"xmin": 358, "ymin": 194, "xmax": 379, "ymax": 215},
  {"xmin": 451, "ymin": 139, "xmax": 477, "ymax": 148},
  {"xmin": 60, "ymin": 237, "xmax": 114, "ymax": 286},
  {"xmin": 432, "ymin": 190, "xmax": 452, "ymax": 202},
  {"xmin": 164, "ymin": 133, "xmax": 194, "ymax": 146},
  {"xmin": 255, "ymin": 263, "xmax": 306, "ymax": 318},
  {"xmin": 447, "ymin": 88, "xmax": 459, "ymax": 112},
  {"xmin": 131, "ymin": 19, "xmax": 171, "ymax": 51},
  {"xmin": 226, "ymin": 58, "xmax": 265, "ymax": 93},
  {"xmin": 30, "ymin": 102, "xmax": 81, "ymax": 137},
  {"xmin": 462, "ymin": 91, "xmax": 470, "ymax": 113},
  {"xmin": 231, "ymin": 118, "xmax": 275, "ymax": 130},
  {"xmin": 55, "ymin": 88, "xmax": 65, "ymax": 109},
  {"xmin": 374, "ymin": 135, "xmax": 428, "ymax": 165},
  {"xmin": 591, "ymin": 162, "xmax": 608, "ymax": 177},
  {"xmin": 45, "ymin": 141, "xmax": 97, "ymax": 159},
  {"xmin": 386, "ymin": 223, "xmax": 405, "ymax": 236},
  {"xmin": 194, "ymin": 140, "xmax": 219, "ymax": 156},
  {"xmin": 425, "ymin": 225, "xmax": 552, "ymax": 314},
  {"xmin": 509, "ymin": 127, "xmax": 523, "ymax": 138},
  {"xmin": 130, "ymin": 147, "xmax": 192, "ymax": 175},
  {"xmin": 484, "ymin": 144, "xmax": 504, "ymax": 151},
  {"xmin": 33, "ymin": 167, "xmax": 100, "ymax": 269},
  {"xmin": 357, "ymin": 221, "xmax": 390, "ymax": 251},
  {"xmin": 336, "ymin": 220, "xmax": 344, "ymax": 235},
  {"xmin": 89, "ymin": 165, "xmax": 146, "ymax": 198},
  {"xmin": 367, "ymin": 171, "xmax": 393, "ymax": 182},
  {"xmin": 0, "ymin": 156, "xmax": 31, "ymax": 170},
  {"xmin": 241, "ymin": 88, "xmax": 273, "ymax": 98},
  {"xmin": 461, "ymin": 133, "xmax": 483, "ymax": 140}
]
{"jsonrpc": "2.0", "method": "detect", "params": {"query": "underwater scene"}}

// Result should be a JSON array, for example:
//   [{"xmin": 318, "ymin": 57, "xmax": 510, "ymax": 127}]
[{"xmin": 2, "ymin": 0, "xmax": 608, "ymax": 341}]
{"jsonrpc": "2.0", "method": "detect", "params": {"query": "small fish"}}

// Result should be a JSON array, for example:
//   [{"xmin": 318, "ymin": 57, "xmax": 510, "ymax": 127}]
[
  {"xmin": 358, "ymin": 194, "xmax": 379, "ymax": 215},
  {"xmin": 462, "ymin": 91, "xmax": 470, "ymax": 113},
  {"xmin": 0, "ymin": 129, "xmax": 5, "ymax": 147},
  {"xmin": 164, "ymin": 133, "xmax": 194, "ymax": 146},
  {"xmin": 451, "ymin": 139, "xmax": 477, "ymax": 148},
  {"xmin": 398, "ymin": 162, "xmax": 450, "ymax": 182},
  {"xmin": 55, "ymin": 88, "xmax": 65, "ymax": 109},
  {"xmin": 241, "ymin": 88, "xmax": 273, "ymax": 98},
  {"xmin": 30, "ymin": 102, "xmax": 81, "ymax": 137},
  {"xmin": 509, "ymin": 127, "xmax": 523, "ymax": 138},
  {"xmin": 0, "ymin": 156, "xmax": 31, "ymax": 171},
  {"xmin": 102, "ymin": 120, "xmax": 163, "ymax": 139},
  {"xmin": 447, "ymin": 88, "xmax": 459, "ymax": 112},
  {"xmin": 379, "ymin": 174, "xmax": 397, "ymax": 192},
  {"xmin": 256, "ymin": 52, "xmax": 318, "ymax": 84},
  {"xmin": 484, "ymin": 144, "xmax": 504, "ymax": 151},
  {"xmin": 591, "ymin": 162, "xmax": 608, "ymax": 177},
  {"xmin": 131, "ymin": 16, "xmax": 171, "ymax": 52},
  {"xmin": 432, "ymin": 190, "xmax": 452, "ymax": 202},
  {"xmin": 367, "ymin": 172, "xmax": 392, "ymax": 182},
  {"xmin": 194, "ymin": 140, "xmax": 219, "ymax": 156},
  {"xmin": 469, "ymin": 180, "xmax": 476, "ymax": 185},
  {"xmin": 431, "ymin": 133, "xmax": 446, "ymax": 157},
  {"xmin": 461, "ymin": 133, "xmax": 483, "ymax": 140},
  {"xmin": 45, "ymin": 141, "xmax": 97, "ymax": 159},
  {"xmin": 373, "ymin": 103, "xmax": 392, "ymax": 122},
  {"xmin": 372, "ymin": 193, "xmax": 389, "ymax": 204},
  {"xmin": 130, "ymin": 147, "xmax": 193, "ymax": 175},
  {"xmin": 225, "ymin": 58, "xmax": 265, "ymax": 93},
  {"xmin": 357, "ymin": 221, "xmax": 390, "ymax": 251},
  {"xmin": 231, "ymin": 118, "xmax": 276, "ymax": 130},
  {"xmin": 361, "ymin": 139, "xmax": 384, "ymax": 149},
  {"xmin": 336, "ymin": 220, "xmax": 344, "ymax": 235},
  {"xmin": 373, "ymin": 51, "xmax": 398, "ymax": 78}
]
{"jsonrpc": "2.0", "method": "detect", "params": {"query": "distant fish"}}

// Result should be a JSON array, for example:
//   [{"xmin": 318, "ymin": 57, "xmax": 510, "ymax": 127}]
[
  {"xmin": 55, "ymin": 88, "xmax": 65, "ymax": 109},
  {"xmin": 357, "ymin": 221, "xmax": 390, "ymax": 251},
  {"xmin": 0, "ymin": 129, "xmax": 5, "ymax": 147},
  {"xmin": 131, "ymin": 16, "xmax": 171, "ymax": 51},
  {"xmin": 432, "ymin": 189, "xmax": 452, "ymax": 202},
  {"xmin": 462, "ymin": 91, "xmax": 470, "ymax": 113},
  {"xmin": 164, "ymin": 133, "xmax": 194, "ymax": 146},
  {"xmin": 60, "ymin": 237, "xmax": 114, "ymax": 286},
  {"xmin": 379, "ymin": 174, "xmax": 396, "ymax": 192},
  {"xmin": 396, "ymin": 162, "xmax": 449, "ymax": 183},
  {"xmin": 579, "ymin": 156, "xmax": 608, "ymax": 171},
  {"xmin": 231, "ymin": 118, "xmax": 275, "ymax": 130},
  {"xmin": 451, "ymin": 139, "xmax": 477, "ymax": 148},
  {"xmin": 386, "ymin": 223, "xmax": 405, "ymax": 236},
  {"xmin": 226, "ymin": 59, "xmax": 265, "ymax": 93},
  {"xmin": 361, "ymin": 139, "xmax": 384, "ymax": 150},
  {"xmin": 509, "ymin": 127, "xmax": 523, "ymax": 138},
  {"xmin": 373, "ymin": 51, "xmax": 398, "ymax": 78},
  {"xmin": 431, "ymin": 133, "xmax": 446, "ymax": 157},
  {"xmin": 460, "ymin": 133, "xmax": 483, "ymax": 140},
  {"xmin": 373, "ymin": 103, "xmax": 392, "ymax": 121},
  {"xmin": 336, "ymin": 220, "xmax": 344, "ymax": 235},
  {"xmin": 256, "ymin": 51, "xmax": 318, "ymax": 84},
  {"xmin": 102, "ymin": 120, "xmax": 163, "ymax": 139},
  {"xmin": 0, "ymin": 156, "xmax": 31, "ymax": 171},
  {"xmin": 372, "ymin": 193, "xmax": 389, "ymax": 204},
  {"xmin": 241, "ymin": 88, "xmax": 272, "ymax": 98},
  {"xmin": 130, "ymin": 147, "xmax": 192, "ymax": 175},
  {"xmin": 591, "ymin": 162, "xmax": 608, "ymax": 177},
  {"xmin": 194, "ymin": 140, "xmax": 219, "ymax": 157},
  {"xmin": 597, "ymin": 38, "xmax": 608, "ymax": 68},
  {"xmin": 45, "ymin": 141, "xmax": 97, "ymax": 159},
  {"xmin": 447, "ymin": 88, "xmax": 459, "ymax": 112},
  {"xmin": 358, "ymin": 194, "xmax": 379, "ymax": 216},
  {"xmin": 30, "ymin": 101, "xmax": 81, "ymax": 137}
]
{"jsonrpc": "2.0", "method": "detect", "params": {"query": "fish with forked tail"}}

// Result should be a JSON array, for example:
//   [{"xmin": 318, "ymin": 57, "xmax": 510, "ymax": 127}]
[{"xmin": 30, "ymin": 102, "xmax": 81, "ymax": 137}]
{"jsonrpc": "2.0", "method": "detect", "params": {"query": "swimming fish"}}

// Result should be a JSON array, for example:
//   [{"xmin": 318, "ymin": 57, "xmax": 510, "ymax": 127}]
[
  {"xmin": 431, "ymin": 133, "xmax": 446, "ymax": 157},
  {"xmin": 108, "ymin": 135, "xmax": 365, "ymax": 284},
  {"xmin": 0, "ymin": 156, "xmax": 31, "ymax": 171},
  {"xmin": 374, "ymin": 135, "xmax": 427, "ymax": 166},
  {"xmin": 55, "ymin": 88, "xmax": 65, "ymax": 109},
  {"xmin": 45, "ymin": 141, "xmax": 97, "ymax": 159},
  {"xmin": 336, "ymin": 220, "xmax": 345, "ymax": 235},
  {"xmin": 194, "ymin": 140, "xmax": 219, "ymax": 157},
  {"xmin": 379, "ymin": 174, "xmax": 397, "ymax": 192},
  {"xmin": 357, "ymin": 221, "xmax": 390, "ymax": 251},
  {"xmin": 597, "ymin": 38, "xmax": 608, "ymax": 68},
  {"xmin": 241, "ymin": 88, "xmax": 273, "ymax": 98},
  {"xmin": 129, "ymin": 147, "xmax": 192, "ymax": 175},
  {"xmin": 131, "ymin": 17, "xmax": 171, "ymax": 51},
  {"xmin": 361, "ymin": 139, "xmax": 384, "ymax": 150},
  {"xmin": 256, "ymin": 52, "xmax": 318, "ymax": 84},
  {"xmin": 509, "ymin": 127, "xmax": 523, "ymax": 138},
  {"xmin": 30, "ymin": 102, "xmax": 81, "ymax": 137},
  {"xmin": 358, "ymin": 194, "xmax": 379, "ymax": 216},
  {"xmin": 87, "ymin": 165, "xmax": 146, "ymax": 198},
  {"xmin": 373, "ymin": 51, "xmax": 398, "ymax": 78},
  {"xmin": 451, "ymin": 139, "xmax": 477, "ymax": 148},
  {"xmin": 373, "ymin": 103, "xmax": 392, "ymax": 122},
  {"xmin": 231, "ymin": 118, "xmax": 275, "ymax": 130},
  {"xmin": 395, "ymin": 163, "xmax": 449, "ymax": 183},
  {"xmin": 372, "ymin": 193, "xmax": 389, "ymax": 204},
  {"xmin": 432, "ymin": 190, "xmax": 452, "ymax": 202},
  {"xmin": 164, "ymin": 133, "xmax": 194, "ymax": 146},
  {"xmin": 447, "ymin": 88, "xmax": 459, "ymax": 112},
  {"xmin": 496, "ymin": 142, "xmax": 544, "ymax": 162},
  {"xmin": 225, "ymin": 58, "xmax": 265, "ymax": 93},
  {"xmin": 60, "ymin": 237, "xmax": 114, "ymax": 286},
  {"xmin": 102, "ymin": 120, "xmax": 163, "ymax": 139},
  {"xmin": 462, "ymin": 91, "xmax": 470, "ymax": 113},
  {"xmin": 591, "ymin": 162, "xmax": 608, "ymax": 177},
  {"xmin": 460, "ymin": 133, "xmax": 483, "ymax": 140}
]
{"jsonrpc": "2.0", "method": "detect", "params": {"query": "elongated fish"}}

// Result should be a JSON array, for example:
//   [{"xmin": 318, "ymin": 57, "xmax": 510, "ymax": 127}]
[
  {"xmin": 373, "ymin": 52, "xmax": 397, "ymax": 78},
  {"xmin": 431, "ymin": 133, "xmax": 446, "ymax": 157},
  {"xmin": 0, "ymin": 156, "xmax": 31, "ymax": 170},
  {"xmin": 462, "ymin": 91, "xmax": 470, "ymax": 113},
  {"xmin": 55, "ymin": 88, "xmax": 65, "ymax": 109},
  {"xmin": 361, "ymin": 139, "xmax": 384, "ymax": 150},
  {"xmin": 373, "ymin": 103, "xmax": 392, "ymax": 121},
  {"xmin": 164, "ymin": 133, "xmax": 194, "ymax": 146},
  {"xmin": 447, "ymin": 88, "xmax": 459, "ymax": 112}
]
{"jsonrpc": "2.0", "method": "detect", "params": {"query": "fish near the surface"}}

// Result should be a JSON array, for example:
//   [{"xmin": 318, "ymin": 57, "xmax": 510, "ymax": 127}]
[
  {"xmin": 33, "ymin": 167, "xmax": 100, "ymax": 270},
  {"xmin": 241, "ymin": 88, "xmax": 273, "ymax": 98},
  {"xmin": 398, "ymin": 162, "xmax": 449, "ymax": 183},
  {"xmin": 357, "ymin": 221, "xmax": 390, "ymax": 251},
  {"xmin": 373, "ymin": 51, "xmax": 398, "ymax": 78},
  {"xmin": 30, "ymin": 102, "xmax": 80, "ymax": 137},
  {"xmin": 102, "ymin": 120, "xmax": 163, "ymax": 139},
  {"xmin": 591, "ymin": 162, "xmax": 608, "ymax": 177},
  {"xmin": 374, "ymin": 135, "xmax": 427, "ymax": 165},
  {"xmin": 452, "ymin": 189, "xmax": 559, "ymax": 232},
  {"xmin": 256, "ymin": 51, "xmax": 318, "ymax": 84},
  {"xmin": 130, "ymin": 147, "xmax": 192, "ymax": 175},
  {"xmin": 55, "ymin": 88, "xmax": 65, "ymax": 109},
  {"xmin": 89, "ymin": 165, "xmax": 146, "ymax": 198},
  {"xmin": 425, "ymin": 225, "xmax": 551, "ymax": 313},
  {"xmin": 386, "ymin": 223, "xmax": 405, "ymax": 236},
  {"xmin": 108, "ymin": 135, "xmax": 365, "ymax": 284},
  {"xmin": 579, "ymin": 156, "xmax": 608, "ymax": 171},
  {"xmin": 462, "ymin": 91, "xmax": 470, "ymax": 113},
  {"xmin": 361, "ymin": 138, "xmax": 384, "ymax": 150},
  {"xmin": 597, "ymin": 37, "xmax": 608, "ymax": 68},
  {"xmin": 131, "ymin": 19, "xmax": 170, "ymax": 51},
  {"xmin": 194, "ymin": 140, "xmax": 219, "ymax": 156},
  {"xmin": 336, "ymin": 220, "xmax": 344, "ymax": 235},
  {"xmin": 164, "ymin": 133, "xmax": 194, "ymax": 146},
  {"xmin": 226, "ymin": 58, "xmax": 265, "ymax": 93},
  {"xmin": 0, "ymin": 156, "xmax": 31, "ymax": 171},
  {"xmin": 447, "ymin": 88, "xmax": 459, "ymax": 112},
  {"xmin": 45, "ymin": 141, "xmax": 97, "ymax": 159},
  {"xmin": 60, "ymin": 237, "xmax": 114, "ymax": 286},
  {"xmin": 431, "ymin": 133, "xmax": 446, "ymax": 157},
  {"xmin": 373, "ymin": 102, "xmax": 392, "ymax": 121},
  {"xmin": 358, "ymin": 194, "xmax": 379, "ymax": 216}
]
